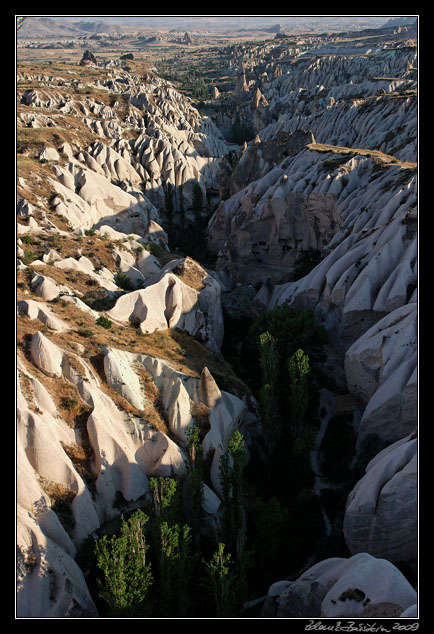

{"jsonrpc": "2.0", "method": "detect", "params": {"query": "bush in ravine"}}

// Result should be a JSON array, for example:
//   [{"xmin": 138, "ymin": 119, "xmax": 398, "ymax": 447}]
[
  {"xmin": 290, "ymin": 247, "xmax": 323, "ymax": 281},
  {"xmin": 96, "ymin": 316, "xmax": 112, "ymax": 329},
  {"xmin": 114, "ymin": 271, "xmax": 135, "ymax": 291}
]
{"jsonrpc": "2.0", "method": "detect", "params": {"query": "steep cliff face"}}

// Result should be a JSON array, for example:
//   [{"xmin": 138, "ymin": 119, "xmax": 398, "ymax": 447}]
[{"xmin": 209, "ymin": 169, "xmax": 342, "ymax": 285}]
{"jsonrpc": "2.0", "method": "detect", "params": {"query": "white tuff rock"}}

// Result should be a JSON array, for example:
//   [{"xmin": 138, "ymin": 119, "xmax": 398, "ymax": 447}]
[
  {"xmin": 344, "ymin": 433, "xmax": 417, "ymax": 568},
  {"xmin": 263, "ymin": 552, "xmax": 417, "ymax": 618}
]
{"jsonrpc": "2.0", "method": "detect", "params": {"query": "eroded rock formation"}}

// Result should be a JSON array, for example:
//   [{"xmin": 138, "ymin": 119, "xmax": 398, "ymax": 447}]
[
  {"xmin": 262, "ymin": 552, "xmax": 417, "ymax": 618},
  {"xmin": 16, "ymin": 24, "xmax": 418, "ymax": 617}
]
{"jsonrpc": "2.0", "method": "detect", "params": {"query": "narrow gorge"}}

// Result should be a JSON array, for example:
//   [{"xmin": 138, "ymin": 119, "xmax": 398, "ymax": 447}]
[{"xmin": 16, "ymin": 15, "xmax": 418, "ymax": 620}]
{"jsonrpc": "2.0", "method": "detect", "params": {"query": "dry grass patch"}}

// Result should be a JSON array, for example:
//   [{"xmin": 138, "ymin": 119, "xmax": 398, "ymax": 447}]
[
  {"xmin": 307, "ymin": 142, "xmax": 417, "ymax": 169},
  {"xmin": 61, "ymin": 437, "xmax": 96, "ymax": 495},
  {"xmin": 16, "ymin": 155, "xmax": 58, "ymax": 206},
  {"xmin": 29, "ymin": 263, "xmax": 103, "ymax": 297},
  {"xmin": 172, "ymin": 256, "xmax": 206, "ymax": 291},
  {"xmin": 191, "ymin": 400, "xmax": 211, "ymax": 438},
  {"xmin": 38, "ymin": 477, "xmax": 76, "ymax": 535},
  {"xmin": 135, "ymin": 365, "xmax": 170, "ymax": 434},
  {"xmin": 17, "ymin": 111, "xmax": 100, "ymax": 157}
]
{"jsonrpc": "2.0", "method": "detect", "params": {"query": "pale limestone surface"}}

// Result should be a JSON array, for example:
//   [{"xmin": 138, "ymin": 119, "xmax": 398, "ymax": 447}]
[
  {"xmin": 17, "ymin": 299, "xmax": 70, "ymax": 331},
  {"xmin": 344, "ymin": 434, "xmax": 417, "ymax": 568},
  {"xmin": 30, "ymin": 273, "xmax": 74, "ymax": 301},
  {"xmin": 17, "ymin": 506, "xmax": 98, "ymax": 617},
  {"xmin": 259, "ymin": 46, "xmax": 416, "ymax": 161},
  {"xmin": 264, "ymin": 552, "xmax": 417, "ymax": 618},
  {"xmin": 345, "ymin": 303, "xmax": 417, "ymax": 447},
  {"xmin": 107, "ymin": 265, "xmax": 224, "ymax": 353},
  {"xmin": 29, "ymin": 331, "xmax": 66, "ymax": 378}
]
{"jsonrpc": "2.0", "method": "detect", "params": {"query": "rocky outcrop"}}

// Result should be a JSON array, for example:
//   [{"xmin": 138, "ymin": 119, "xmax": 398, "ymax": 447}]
[
  {"xmin": 17, "ymin": 299, "xmax": 70, "ymax": 332},
  {"xmin": 234, "ymin": 69, "xmax": 250, "ymax": 104},
  {"xmin": 262, "ymin": 552, "xmax": 417, "ymax": 618},
  {"xmin": 79, "ymin": 50, "xmax": 97, "ymax": 67},
  {"xmin": 107, "ymin": 257, "xmax": 224, "ymax": 353},
  {"xmin": 49, "ymin": 161, "xmax": 156, "ymax": 234},
  {"xmin": 19, "ymin": 66, "xmax": 232, "ymax": 233},
  {"xmin": 261, "ymin": 46, "xmax": 417, "ymax": 162},
  {"xmin": 208, "ymin": 149, "xmax": 343, "ymax": 285},
  {"xmin": 345, "ymin": 303, "xmax": 417, "ymax": 448},
  {"xmin": 344, "ymin": 433, "xmax": 417, "ymax": 569},
  {"xmin": 224, "ymin": 129, "xmax": 315, "ymax": 197}
]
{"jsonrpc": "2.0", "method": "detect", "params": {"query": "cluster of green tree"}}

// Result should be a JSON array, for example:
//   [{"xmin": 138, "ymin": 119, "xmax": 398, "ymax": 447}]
[
  {"xmin": 243, "ymin": 304, "xmax": 331, "ymax": 585},
  {"xmin": 89, "ymin": 427, "xmax": 252, "ymax": 617},
  {"xmin": 83, "ymin": 303, "xmax": 351, "ymax": 616},
  {"xmin": 221, "ymin": 303, "xmax": 341, "ymax": 588}
]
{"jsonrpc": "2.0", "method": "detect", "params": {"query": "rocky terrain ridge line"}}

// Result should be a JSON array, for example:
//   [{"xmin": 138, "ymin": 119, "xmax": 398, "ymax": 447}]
[{"xmin": 16, "ymin": 24, "xmax": 418, "ymax": 618}]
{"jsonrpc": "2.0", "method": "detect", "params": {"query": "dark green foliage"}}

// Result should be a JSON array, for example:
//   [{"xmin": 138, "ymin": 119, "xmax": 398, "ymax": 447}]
[
  {"xmin": 203, "ymin": 543, "xmax": 239, "ymax": 617},
  {"xmin": 249, "ymin": 303, "xmax": 328, "ymax": 376},
  {"xmin": 288, "ymin": 348, "xmax": 310, "ymax": 435},
  {"xmin": 251, "ymin": 304, "xmax": 327, "ymax": 450},
  {"xmin": 96, "ymin": 316, "xmax": 112, "ymax": 329},
  {"xmin": 149, "ymin": 477, "xmax": 180, "ymax": 529},
  {"xmin": 247, "ymin": 497, "xmax": 289, "ymax": 578},
  {"xmin": 183, "ymin": 425, "xmax": 205, "ymax": 538},
  {"xmin": 257, "ymin": 332, "xmax": 280, "ymax": 454},
  {"xmin": 77, "ymin": 328, "xmax": 94, "ymax": 338},
  {"xmin": 155, "ymin": 519, "xmax": 193, "ymax": 617},
  {"xmin": 291, "ymin": 247, "xmax": 323, "ymax": 281},
  {"xmin": 94, "ymin": 510, "xmax": 153, "ymax": 617},
  {"xmin": 258, "ymin": 331, "xmax": 279, "ymax": 385},
  {"xmin": 240, "ymin": 303, "xmax": 329, "ymax": 586},
  {"xmin": 219, "ymin": 430, "xmax": 247, "ymax": 557},
  {"xmin": 114, "ymin": 271, "xmax": 135, "ymax": 291}
]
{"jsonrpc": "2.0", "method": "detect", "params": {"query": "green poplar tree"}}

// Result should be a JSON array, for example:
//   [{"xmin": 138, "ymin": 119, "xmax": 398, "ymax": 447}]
[
  {"xmin": 94, "ymin": 509, "xmax": 153, "ymax": 617},
  {"xmin": 258, "ymin": 331, "xmax": 280, "ymax": 454},
  {"xmin": 158, "ymin": 521, "xmax": 193, "ymax": 616},
  {"xmin": 219, "ymin": 430, "xmax": 247, "ymax": 557},
  {"xmin": 203, "ymin": 542, "xmax": 238, "ymax": 617},
  {"xmin": 148, "ymin": 476, "xmax": 193, "ymax": 616},
  {"xmin": 183, "ymin": 425, "xmax": 205, "ymax": 540},
  {"xmin": 288, "ymin": 348, "xmax": 310, "ymax": 436}
]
